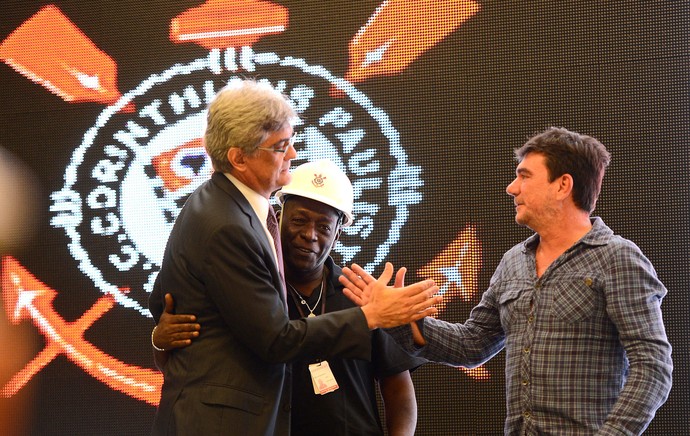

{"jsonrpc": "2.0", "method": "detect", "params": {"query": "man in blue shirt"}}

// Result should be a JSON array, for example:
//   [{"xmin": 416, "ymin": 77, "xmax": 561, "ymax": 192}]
[{"xmin": 342, "ymin": 127, "xmax": 673, "ymax": 435}]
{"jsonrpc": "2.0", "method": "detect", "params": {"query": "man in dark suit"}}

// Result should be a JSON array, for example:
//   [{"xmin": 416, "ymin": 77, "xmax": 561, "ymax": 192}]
[{"xmin": 148, "ymin": 79, "xmax": 439, "ymax": 435}]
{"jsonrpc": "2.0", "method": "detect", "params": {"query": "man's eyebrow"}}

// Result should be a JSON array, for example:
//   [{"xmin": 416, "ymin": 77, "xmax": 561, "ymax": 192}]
[{"xmin": 516, "ymin": 167, "xmax": 532, "ymax": 176}]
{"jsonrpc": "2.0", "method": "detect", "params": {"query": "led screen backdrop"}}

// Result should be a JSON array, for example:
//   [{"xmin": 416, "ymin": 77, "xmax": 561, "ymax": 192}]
[{"xmin": 0, "ymin": 1, "xmax": 688, "ymax": 435}]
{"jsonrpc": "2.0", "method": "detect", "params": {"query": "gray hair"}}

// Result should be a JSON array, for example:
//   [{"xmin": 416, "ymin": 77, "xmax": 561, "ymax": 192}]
[{"xmin": 204, "ymin": 79, "xmax": 298, "ymax": 173}]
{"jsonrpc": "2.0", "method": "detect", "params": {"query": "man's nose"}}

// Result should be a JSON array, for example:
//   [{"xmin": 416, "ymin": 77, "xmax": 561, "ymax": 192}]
[
  {"xmin": 506, "ymin": 178, "xmax": 518, "ymax": 196},
  {"xmin": 300, "ymin": 224, "xmax": 317, "ymax": 240},
  {"xmin": 284, "ymin": 143, "xmax": 297, "ymax": 160}
]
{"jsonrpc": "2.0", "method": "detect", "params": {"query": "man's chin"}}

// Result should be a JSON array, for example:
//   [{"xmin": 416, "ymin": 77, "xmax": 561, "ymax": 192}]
[
  {"xmin": 515, "ymin": 217, "xmax": 538, "ymax": 232},
  {"xmin": 278, "ymin": 173, "xmax": 292, "ymax": 187},
  {"xmin": 286, "ymin": 252, "xmax": 317, "ymax": 269},
  {"xmin": 514, "ymin": 215, "xmax": 529, "ymax": 227}
]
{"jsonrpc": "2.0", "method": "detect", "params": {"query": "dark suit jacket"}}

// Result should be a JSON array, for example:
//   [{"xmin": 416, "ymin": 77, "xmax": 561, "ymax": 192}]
[{"xmin": 149, "ymin": 172, "xmax": 371, "ymax": 436}]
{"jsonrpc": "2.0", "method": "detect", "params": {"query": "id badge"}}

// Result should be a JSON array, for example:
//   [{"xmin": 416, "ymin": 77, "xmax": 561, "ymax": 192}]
[{"xmin": 308, "ymin": 361, "xmax": 339, "ymax": 395}]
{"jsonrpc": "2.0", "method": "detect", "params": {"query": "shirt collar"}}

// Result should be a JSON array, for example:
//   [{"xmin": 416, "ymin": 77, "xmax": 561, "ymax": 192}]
[
  {"xmin": 522, "ymin": 216, "xmax": 613, "ymax": 253},
  {"xmin": 223, "ymin": 172, "xmax": 270, "ymax": 222}
]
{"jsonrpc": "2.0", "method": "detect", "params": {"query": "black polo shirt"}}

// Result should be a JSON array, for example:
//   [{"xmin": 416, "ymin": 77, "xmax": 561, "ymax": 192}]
[{"xmin": 288, "ymin": 257, "xmax": 425, "ymax": 436}]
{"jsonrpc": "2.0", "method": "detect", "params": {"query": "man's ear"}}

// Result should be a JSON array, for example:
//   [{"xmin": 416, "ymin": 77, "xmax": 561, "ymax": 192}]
[
  {"xmin": 227, "ymin": 147, "xmax": 246, "ymax": 172},
  {"xmin": 329, "ymin": 226, "xmax": 342, "ymax": 254},
  {"xmin": 556, "ymin": 173, "xmax": 574, "ymax": 200}
]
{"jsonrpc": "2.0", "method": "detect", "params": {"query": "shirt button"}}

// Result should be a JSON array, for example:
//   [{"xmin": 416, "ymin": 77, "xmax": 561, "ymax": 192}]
[
  {"xmin": 527, "ymin": 315, "xmax": 534, "ymax": 324},
  {"xmin": 523, "ymin": 347, "xmax": 530, "ymax": 354},
  {"xmin": 584, "ymin": 277, "xmax": 593, "ymax": 287},
  {"xmin": 523, "ymin": 411, "xmax": 531, "ymax": 419}
]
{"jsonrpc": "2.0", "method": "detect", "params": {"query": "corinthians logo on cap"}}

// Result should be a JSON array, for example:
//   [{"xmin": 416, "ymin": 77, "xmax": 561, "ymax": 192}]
[{"xmin": 312, "ymin": 173, "xmax": 326, "ymax": 188}]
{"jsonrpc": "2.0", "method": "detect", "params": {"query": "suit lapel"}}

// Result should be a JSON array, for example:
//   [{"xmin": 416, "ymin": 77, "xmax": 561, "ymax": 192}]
[{"xmin": 210, "ymin": 172, "xmax": 285, "ymax": 298}]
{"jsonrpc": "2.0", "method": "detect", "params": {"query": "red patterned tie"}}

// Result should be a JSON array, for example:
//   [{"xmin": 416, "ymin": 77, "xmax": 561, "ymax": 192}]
[{"xmin": 266, "ymin": 206, "xmax": 287, "ymax": 308}]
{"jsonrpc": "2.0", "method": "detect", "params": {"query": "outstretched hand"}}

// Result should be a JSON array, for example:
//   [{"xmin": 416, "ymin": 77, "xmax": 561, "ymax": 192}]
[
  {"xmin": 393, "ymin": 266, "xmax": 427, "ymax": 345},
  {"xmin": 339, "ymin": 264, "xmax": 412, "ymax": 305},
  {"xmin": 340, "ymin": 263, "xmax": 442, "ymax": 329},
  {"xmin": 153, "ymin": 293, "xmax": 200, "ymax": 351},
  {"xmin": 339, "ymin": 263, "xmax": 374, "ymax": 306}
]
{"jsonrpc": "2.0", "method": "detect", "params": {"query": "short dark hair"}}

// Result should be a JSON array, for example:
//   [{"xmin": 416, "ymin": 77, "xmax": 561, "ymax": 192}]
[{"xmin": 515, "ymin": 127, "xmax": 611, "ymax": 212}]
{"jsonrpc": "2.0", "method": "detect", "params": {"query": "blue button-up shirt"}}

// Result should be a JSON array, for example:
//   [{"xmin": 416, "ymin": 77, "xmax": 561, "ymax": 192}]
[{"xmin": 390, "ymin": 217, "xmax": 672, "ymax": 435}]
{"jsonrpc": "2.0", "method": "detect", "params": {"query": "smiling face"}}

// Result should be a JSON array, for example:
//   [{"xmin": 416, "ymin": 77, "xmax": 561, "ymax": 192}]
[
  {"xmin": 280, "ymin": 195, "xmax": 342, "ymax": 281},
  {"xmin": 505, "ymin": 152, "xmax": 560, "ymax": 232}
]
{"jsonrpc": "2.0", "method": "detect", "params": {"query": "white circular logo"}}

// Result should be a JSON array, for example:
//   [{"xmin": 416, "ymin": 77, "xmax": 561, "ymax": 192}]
[{"xmin": 51, "ymin": 47, "xmax": 423, "ymax": 317}]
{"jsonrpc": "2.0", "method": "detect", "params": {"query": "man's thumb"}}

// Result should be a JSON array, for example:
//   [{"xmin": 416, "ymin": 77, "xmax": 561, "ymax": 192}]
[{"xmin": 164, "ymin": 293, "xmax": 175, "ymax": 313}]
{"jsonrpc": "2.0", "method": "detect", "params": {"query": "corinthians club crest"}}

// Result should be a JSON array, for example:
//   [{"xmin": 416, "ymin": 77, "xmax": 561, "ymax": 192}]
[
  {"xmin": 50, "ymin": 46, "xmax": 424, "ymax": 318},
  {"xmin": 2, "ymin": 1, "xmax": 487, "ymax": 406}
]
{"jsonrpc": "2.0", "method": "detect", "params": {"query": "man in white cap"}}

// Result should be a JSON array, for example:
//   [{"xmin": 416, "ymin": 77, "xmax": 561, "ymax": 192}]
[{"xmin": 154, "ymin": 159, "xmax": 424, "ymax": 436}]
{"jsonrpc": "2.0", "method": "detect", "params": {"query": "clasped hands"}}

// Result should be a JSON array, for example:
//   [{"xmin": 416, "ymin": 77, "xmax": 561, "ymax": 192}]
[
  {"xmin": 152, "ymin": 262, "xmax": 439, "ymax": 354},
  {"xmin": 339, "ymin": 262, "xmax": 442, "ymax": 330}
]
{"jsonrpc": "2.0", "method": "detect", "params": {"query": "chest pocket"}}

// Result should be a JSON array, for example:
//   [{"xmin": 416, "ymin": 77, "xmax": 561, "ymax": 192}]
[
  {"xmin": 496, "ymin": 281, "xmax": 532, "ymax": 332},
  {"xmin": 551, "ymin": 274, "xmax": 604, "ymax": 324}
]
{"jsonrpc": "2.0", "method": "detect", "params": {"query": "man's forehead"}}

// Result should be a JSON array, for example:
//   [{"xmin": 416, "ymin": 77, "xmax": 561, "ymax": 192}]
[
  {"xmin": 283, "ymin": 196, "xmax": 340, "ymax": 219},
  {"xmin": 517, "ymin": 152, "xmax": 546, "ymax": 171}
]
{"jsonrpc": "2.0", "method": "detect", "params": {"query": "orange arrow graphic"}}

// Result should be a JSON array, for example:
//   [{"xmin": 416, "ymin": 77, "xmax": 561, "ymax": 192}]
[
  {"xmin": 332, "ymin": 0, "xmax": 480, "ymax": 97},
  {"xmin": 417, "ymin": 225, "xmax": 489, "ymax": 380},
  {"xmin": 1, "ymin": 256, "xmax": 162, "ymax": 405},
  {"xmin": 0, "ymin": 5, "xmax": 133, "ymax": 111},
  {"xmin": 345, "ymin": 0, "xmax": 480, "ymax": 83},
  {"xmin": 418, "ymin": 224, "xmax": 481, "ymax": 314}
]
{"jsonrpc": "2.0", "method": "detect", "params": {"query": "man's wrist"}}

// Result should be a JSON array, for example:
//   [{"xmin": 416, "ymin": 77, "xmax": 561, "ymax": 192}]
[
  {"xmin": 410, "ymin": 319, "xmax": 426, "ymax": 347},
  {"xmin": 151, "ymin": 325, "xmax": 166, "ymax": 352},
  {"xmin": 360, "ymin": 306, "xmax": 378, "ymax": 330}
]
